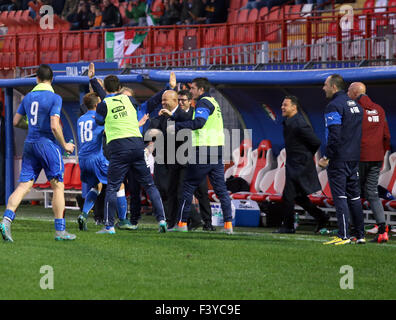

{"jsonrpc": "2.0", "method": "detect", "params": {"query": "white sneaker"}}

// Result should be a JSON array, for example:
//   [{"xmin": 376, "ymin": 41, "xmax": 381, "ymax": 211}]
[
  {"xmin": 366, "ymin": 225, "xmax": 378, "ymax": 234},
  {"xmin": 96, "ymin": 227, "xmax": 116, "ymax": 234},
  {"xmin": 55, "ymin": 230, "xmax": 77, "ymax": 241}
]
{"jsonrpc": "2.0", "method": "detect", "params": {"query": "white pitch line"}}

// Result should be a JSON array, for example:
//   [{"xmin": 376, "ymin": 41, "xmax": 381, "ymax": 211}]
[{"xmin": 14, "ymin": 217, "xmax": 396, "ymax": 248}]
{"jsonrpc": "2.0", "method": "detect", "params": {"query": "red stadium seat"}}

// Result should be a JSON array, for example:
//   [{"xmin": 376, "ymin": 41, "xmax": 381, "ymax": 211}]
[
  {"xmin": 267, "ymin": 7, "xmax": 280, "ymax": 21},
  {"xmin": 0, "ymin": 53, "xmax": 12, "ymax": 69},
  {"xmin": 247, "ymin": 8, "xmax": 258, "ymax": 22},
  {"xmin": 237, "ymin": 9, "xmax": 249, "ymax": 23},
  {"xmin": 2, "ymin": 36, "xmax": 15, "ymax": 52},
  {"xmin": 288, "ymin": 4, "xmax": 302, "ymax": 20},
  {"xmin": 240, "ymin": 0, "xmax": 249, "ymax": 8},
  {"xmin": 363, "ymin": 0, "xmax": 376, "ymax": 13},
  {"xmin": 232, "ymin": 140, "xmax": 274, "ymax": 199},
  {"xmin": 88, "ymin": 33, "xmax": 100, "ymax": 50},
  {"xmin": 389, "ymin": 0, "xmax": 396, "ymax": 11},
  {"xmin": 258, "ymin": 6, "xmax": 268, "ymax": 20},
  {"xmin": 225, "ymin": 139, "xmax": 253, "ymax": 180},
  {"xmin": 227, "ymin": 9, "xmax": 238, "ymax": 23},
  {"xmin": 63, "ymin": 163, "xmax": 75, "ymax": 188},
  {"xmin": 66, "ymin": 164, "xmax": 82, "ymax": 190},
  {"xmin": 230, "ymin": 0, "xmax": 241, "ymax": 10}
]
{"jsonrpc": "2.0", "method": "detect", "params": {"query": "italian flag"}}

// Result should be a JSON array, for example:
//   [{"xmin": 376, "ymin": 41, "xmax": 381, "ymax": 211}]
[{"xmin": 105, "ymin": 30, "xmax": 148, "ymax": 66}]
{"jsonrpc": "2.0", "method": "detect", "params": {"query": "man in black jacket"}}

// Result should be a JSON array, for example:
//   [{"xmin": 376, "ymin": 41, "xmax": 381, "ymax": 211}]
[
  {"xmin": 274, "ymin": 96, "xmax": 329, "ymax": 234},
  {"xmin": 149, "ymin": 90, "xmax": 191, "ymax": 229},
  {"xmin": 101, "ymin": 0, "xmax": 122, "ymax": 28}
]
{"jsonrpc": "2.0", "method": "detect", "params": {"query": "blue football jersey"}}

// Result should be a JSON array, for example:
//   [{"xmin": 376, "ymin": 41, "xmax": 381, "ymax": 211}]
[
  {"xmin": 77, "ymin": 110, "xmax": 105, "ymax": 158},
  {"xmin": 17, "ymin": 86, "xmax": 62, "ymax": 143}
]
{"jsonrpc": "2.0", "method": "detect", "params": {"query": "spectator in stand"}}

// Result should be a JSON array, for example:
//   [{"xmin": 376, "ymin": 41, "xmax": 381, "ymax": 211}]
[
  {"xmin": 179, "ymin": 0, "xmax": 204, "ymax": 25},
  {"xmin": 71, "ymin": 1, "xmax": 91, "ymax": 30},
  {"xmin": 160, "ymin": 0, "xmax": 182, "ymax": 26},
  {"xmin": 101, "ymin": 0, "xmax": 123, "ymax": 28},
  {"xmin": 125, "ymin": 0, "xmax": 147, "ymax": 26},
  {"xmin": 192, "ymin": 0, "xmax": 227, "ymax": 24},
  {"xmin": 90, "ymin": 3, "xmax": 102, "ymax": 29},
  {"xmin": 0, "ymin": 0, "xmax": 20, "ymax": 11},
  {"xmin": 347, "ymin": 82, "xmax": 391, "ymax": 244},
  {"xmin": 240, "ymin": 0, "xmax": 267, "ymax": 10},
  {"xmin": 62, "ymin": 0, "xmax": 79, "ymax": 20},
  {"xmin": 150, "ymin": 0, "xmax": 165, "ymax": 24}
]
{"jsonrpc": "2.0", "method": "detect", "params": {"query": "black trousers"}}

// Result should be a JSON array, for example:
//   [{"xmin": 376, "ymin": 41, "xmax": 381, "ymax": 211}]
[
  {"xmin": 189, "ymin": 178, "xmax": 212, "ymax": 226},
  {"xmin": 154, "ymin": 163, "xmax": 184, "ymax": 229},
  {"xmin": 154, "ymin": 162, "xmax": 213, "ymax": 228},
  {"xmin": 281, "ymin": 179, "xmax": 327, "ymax": 229}
]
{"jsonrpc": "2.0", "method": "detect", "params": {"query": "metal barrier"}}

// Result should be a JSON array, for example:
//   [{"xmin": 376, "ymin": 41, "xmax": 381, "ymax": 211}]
[{"xmin": 1, "ymin": 8, "xmax": 395, "ymax": 70}]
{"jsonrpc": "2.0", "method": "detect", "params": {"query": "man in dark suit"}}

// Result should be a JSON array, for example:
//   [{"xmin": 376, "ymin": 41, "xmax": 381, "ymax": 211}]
[
  {"xmin": 274, "ymin": 95, "xmax": 329, "ymax": 234},
  {"xmin": 149, "ymin": 90, "xmax": 191, "ymax": 229}
]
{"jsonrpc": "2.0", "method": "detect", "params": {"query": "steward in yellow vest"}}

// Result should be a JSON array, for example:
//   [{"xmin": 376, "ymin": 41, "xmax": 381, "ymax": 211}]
[
  {"xmin": 94, "ymin": 75, "xmax": 167, "ymax": 233},
  {"xmin": 169, "ymin": 77, "xmax": 234, "ymax": 234}
]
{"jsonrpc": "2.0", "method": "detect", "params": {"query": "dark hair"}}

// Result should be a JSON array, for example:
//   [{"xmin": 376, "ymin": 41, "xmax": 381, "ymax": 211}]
[
  {"xmin": 284, "ymin": 95, "xmax": 299, "ymax": 110},
  {"xmin": 328, "ymin": 74, "xmax": 346, "ymax": 91},
  {"xmin": 83, "ymin": 92, "xmax": 100, "ymax": 110},
  {"xmin": 192, "ymin": 77, "xmax": 211, "ymax": 93},
  {"xmin": 284, "ymin": 95, "xmax": 313, "ymax": 128},
  {"xmin": 104, "ymin": 75, "xmax": 121, "ymax": 93},
  {"xmin": 36, "ymin": 64, "xmax": 53, "ymax": 82},
  {"xmin": 178, "ymin": 90, "xmax": 192, "ymax": 100}
]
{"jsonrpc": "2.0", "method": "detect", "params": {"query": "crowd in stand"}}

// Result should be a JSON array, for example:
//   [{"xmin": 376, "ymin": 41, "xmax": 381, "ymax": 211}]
[
  {"xmin": 0, "ymin": 0, "xmax": 337, "ymax": 30},
  {"xmin": 0, "ymin": 0, "xmax": 230, "ymax": 29}
]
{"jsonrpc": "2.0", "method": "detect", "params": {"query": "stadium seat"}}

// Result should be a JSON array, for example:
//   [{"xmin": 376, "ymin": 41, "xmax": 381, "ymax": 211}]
[
  {"xmin": 2, "ymin": 36, "xmax": 14, "ymax": 52},
  {"xmin": 381, "ymin": 149, "xmax": 391, "ymax": 174},
  {"xmin": 300, "ymin": 3, "xmax": 314, "ymax": 17},
  {"xmin": 267, "ymin": 7, "xmax": 280, "ymax": 21},
  {"xmin": 288, "ymin": 4, "xmax": 303, "ymax": 20},
  {"xmin": 0, "ymin": 53, "xmax": 12, "ymax": 69},
  {"xmin": 247, "ymin": 149, "xmax": 286, "ymax": 202},
  {"xmin": 237, "ymin": 9, "xmax": 249, "ymax": 23},
  {"xmin": 227, "ymin": 9, "xmax": 238, "ymax": 23},
  {"xmin": 247, "ymin": 8, "xmax": 258, "ymax": 22},
  {"xmin": 156, "ymin": 30, "xmax": 168, "ymax": 48},
  {"xmin": 309, "ymin": 170, "xmax": 334, "ymax": 207},
  {"xmin": 230, "ymin": 0, "xmax": 241, "ymax": 10},
  {"xmin": 258, "ymin": 6, "xmax": 268, "ymax": 20},
  {"xmin": 63, "ymin": 163, "xmax": 75, "ymax": 188},
  {"xmin": 378, "ymin": 152, "xmax": 396, "ymax": 197},
  {"xmin": 225, "ymin": 139, "xmax": 253, "ymax": 180},
  {"xmin": 232, "ymin": 140, "xmax": 275, "ymax": 199},
  {"xmin": 240, "ymin": 0, "xmax": 249, "ymax": 8},
  {"xmin": 66, "ymin": 164, "xmax": 82, "ymax": 190},
  {"xmin": 88, "ymin": 33, "xmax": 100, "ymax": 50}
]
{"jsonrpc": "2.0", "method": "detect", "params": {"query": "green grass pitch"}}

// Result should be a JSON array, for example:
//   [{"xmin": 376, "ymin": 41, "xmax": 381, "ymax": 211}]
[{"xmin": 0, "ymin": 204, "xmax": 395, "ymax": 300}]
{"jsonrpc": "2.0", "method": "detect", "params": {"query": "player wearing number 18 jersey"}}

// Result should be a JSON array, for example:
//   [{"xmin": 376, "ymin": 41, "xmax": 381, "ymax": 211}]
[{"xmin": 0, "ymin": 64, "xmax": 76, "ymax": 242}]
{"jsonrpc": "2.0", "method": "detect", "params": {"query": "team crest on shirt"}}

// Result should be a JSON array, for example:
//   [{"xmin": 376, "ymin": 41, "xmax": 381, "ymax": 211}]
[{"xmin": 366, "ymin": 109, "xmax": 378, "ymax": 115}]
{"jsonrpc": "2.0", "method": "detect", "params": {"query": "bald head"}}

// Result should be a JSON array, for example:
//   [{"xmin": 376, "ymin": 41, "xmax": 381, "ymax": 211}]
[
  {"xmin": 347, "ymin": 82, "xmax": 366, "ymax": 100},
  {"xmin": 161, "ymin": 90, "xmax": 178, "ymax": 112}
]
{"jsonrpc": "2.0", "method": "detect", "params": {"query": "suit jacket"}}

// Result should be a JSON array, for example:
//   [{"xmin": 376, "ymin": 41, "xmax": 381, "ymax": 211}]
[
  {"xmin": 283, "ymin": 112, "xmax": 321, "ymax": 196},
  {"xmin": 149, "ymin": 106, "xmax": 191, "ymax": 165}
]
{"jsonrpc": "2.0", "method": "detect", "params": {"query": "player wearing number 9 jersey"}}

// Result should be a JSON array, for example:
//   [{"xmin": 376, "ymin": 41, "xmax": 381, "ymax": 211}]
[{"xmin": 0, "ymin": 64, "xmax": 76, "ymax": 242}]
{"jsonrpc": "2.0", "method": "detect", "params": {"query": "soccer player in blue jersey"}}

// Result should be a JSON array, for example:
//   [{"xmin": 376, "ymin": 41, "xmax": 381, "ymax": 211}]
[{"xmin": 0, "ymin": 64, "xmax": 76, "ymax": 242}]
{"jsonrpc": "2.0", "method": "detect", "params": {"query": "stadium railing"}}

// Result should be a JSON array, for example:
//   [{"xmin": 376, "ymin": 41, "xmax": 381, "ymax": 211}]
[{"xmin": 1, "ymin": 4, "xmax": 396, "ymax": 71}]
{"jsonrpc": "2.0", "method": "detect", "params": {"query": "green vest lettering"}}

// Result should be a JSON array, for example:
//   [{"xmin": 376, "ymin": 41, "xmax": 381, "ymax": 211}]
[
  {"xmin": 192, "ymin": 96, "xmax": 224, "ymax": 147},
  {"xmin": 104, "ymin": 94, "xmax": 142, "ymax": 144}
]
